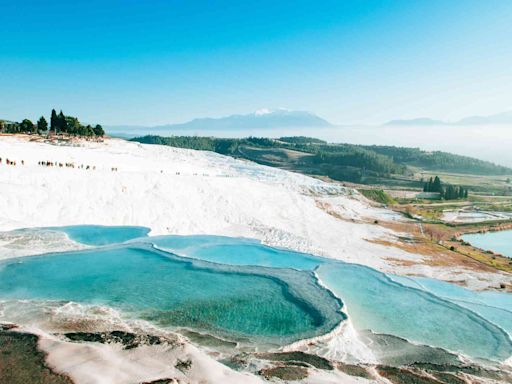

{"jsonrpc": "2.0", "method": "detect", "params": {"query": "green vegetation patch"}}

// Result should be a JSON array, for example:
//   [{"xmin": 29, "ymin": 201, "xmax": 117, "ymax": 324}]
[
  {"xmin": 376, "ymin": 366, "xmax": 441, "ymax": 384},
  {"xmin": 256, "ymin": 351, "xmax": 333, "ymax": 370},
  {"xmin": 358, "ymin": 189, "xmax": 396, "ymax": 205},
  {"xmin": 336, "ymin": 362, "xmax": 373, "ymax": 379},
  {"xmin": 259, "ymin": 366, "xmax": 309, "ymax": 380},
  {"xmin": 0, "ymin": 327, "xmax": 73, "ymax": 384}
]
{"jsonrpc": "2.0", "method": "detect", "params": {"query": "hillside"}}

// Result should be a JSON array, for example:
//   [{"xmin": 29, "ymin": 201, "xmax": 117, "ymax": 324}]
[
  {"xmin": 131, "ymin": 136, "xmax": 512, "ymax": 190},
  {"xmin": 361, "ymin": 145, "xmax": 512, "ymax": 175}
]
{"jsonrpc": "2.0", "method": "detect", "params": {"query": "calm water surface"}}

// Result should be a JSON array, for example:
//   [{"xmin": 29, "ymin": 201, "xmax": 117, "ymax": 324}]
[
  {"xmin": 462, "ymin": 230, "xmax": 512, "ymax": 258},
  {"xmin": 0, "ymin": 226, "xmax": 511, "ymax": 361}
]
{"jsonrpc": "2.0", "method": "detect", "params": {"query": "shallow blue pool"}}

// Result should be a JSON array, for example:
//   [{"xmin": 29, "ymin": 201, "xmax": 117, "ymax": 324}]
[
  {"xmin": 317, "ymin": 264, "xmax": 512, "ymax": 361},
  {"xmin": 144, "ymin": 235, "xmax": 325, "ymax": 270},
  {"xmin": 143, "ymin": 234, "xmax": 512, "ymax": 361},
  {"xmin": 0, "ymin": 226, "xmax": 511, "ymax": 361},
  {"xmin": 391, "ymin": 275, "xmax": 512, "ymax": 335},
  {"xmin": 0, "ymin": 243, "xmax": 342, "ymax": 345},
  {"xmin": 462, "ymin": 230, "xmax": 512, "ymax": 258}
]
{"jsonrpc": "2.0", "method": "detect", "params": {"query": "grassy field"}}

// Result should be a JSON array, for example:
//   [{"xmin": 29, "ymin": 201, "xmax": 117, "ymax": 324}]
[
  {"xmin": 414, "ymin": 169, "xmax": 512, "ymax": 195},
  {"xmin": 358, "ymin": 189, "xmax": 397, "ymax": 205}
]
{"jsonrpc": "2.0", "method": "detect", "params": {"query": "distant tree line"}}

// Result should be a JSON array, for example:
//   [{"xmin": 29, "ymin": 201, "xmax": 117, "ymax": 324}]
[
  {"xmin": 131, "ymin": 135, "xmax": 234, "ymax": 154},
  {"xmin": 278, "ymin": 136, "xmax": 327, "ymax": 144},
  {"xmin": 0, "ymin": 109, "xmax": 104, "ymax": 137},
  {"xmin": 423, "ymin": 176, "xmax": 468, "ymax": 200},
  {"xmin": 362, "ymin": 145, "xmax": 510, "ymax": 176},
  {"xmin": 129, "ymin": 135, "xmax": 278, "ymax": 155}
]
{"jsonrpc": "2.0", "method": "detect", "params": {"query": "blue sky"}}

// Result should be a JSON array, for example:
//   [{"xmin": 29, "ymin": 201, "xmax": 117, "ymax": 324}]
[{"xmin": 1, "ymin": 0, "xmax": 512, "ymax": 125}]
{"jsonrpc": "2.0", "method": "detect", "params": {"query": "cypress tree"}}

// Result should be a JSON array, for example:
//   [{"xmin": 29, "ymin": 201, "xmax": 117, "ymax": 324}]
[
  {"xmin": 444, "ymin": 185, "xmax": 450, "ymax": 199},
  {"xmin": 58, "ymin": 111, "xmax": 67, "ymax": 133},
  {"xmin": 425, "ymin": 177, "xmax": 433, "ymax": 192},
  {"xmin": 50, "ymin": 109, "xmax": 58, "ymax": 132},
  {"xmin": 433, "ymin": 176, "xmax": 442, "ymax": 193}
]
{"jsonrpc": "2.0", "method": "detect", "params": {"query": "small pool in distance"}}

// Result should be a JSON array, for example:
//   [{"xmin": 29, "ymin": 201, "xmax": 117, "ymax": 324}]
[{"xmin": 462, "ymin": 230, "xmax": 512, "ymax": 259}]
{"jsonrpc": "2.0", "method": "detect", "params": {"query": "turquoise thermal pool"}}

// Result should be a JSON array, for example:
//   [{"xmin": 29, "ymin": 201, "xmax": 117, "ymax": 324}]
[
  {"xmin": 0, "ymin": 226, "xmax": 511, "ymax": 361},
  {"xmin": 462, "ymin": 230, "xmax": 512, "ymax": 259}
]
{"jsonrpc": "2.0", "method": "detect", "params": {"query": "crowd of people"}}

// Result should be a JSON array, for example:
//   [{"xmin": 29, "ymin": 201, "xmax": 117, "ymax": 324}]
[
  {"xmin": 0, "ymin": 158, "xmax": 214, "ymax": 176},
  {"xmin": 0, "ymin": 157, "xmax": 20, "ymax": 166},
  {"xmin": 0, "ymin": 157, "xmax": 120, "ymax": 172},
  {"xmin": 38, "ymin": 161, "xmax": 79, "ymax": 168}
]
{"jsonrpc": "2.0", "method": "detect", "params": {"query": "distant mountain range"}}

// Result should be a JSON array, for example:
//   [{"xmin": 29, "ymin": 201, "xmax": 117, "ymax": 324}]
[
  {"xmin": 105, "ymin": 109, "xmax": 512, "ymax": 134},
  {"xmin": 457, "ymin": 110, "xmax": 512, "ymax": 125},
  {"xmin": 384, "ymin": 111, "xmax": 512, "ymax": 126},
  {"xmin": 106, "ymin": 109, "xmax": 332, "ymax": 133}
]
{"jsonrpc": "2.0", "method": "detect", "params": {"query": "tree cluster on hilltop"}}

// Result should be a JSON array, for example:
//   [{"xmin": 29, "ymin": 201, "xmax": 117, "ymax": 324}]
[{"xmin": 0, "ymin": 109, "xmax": 104, "ymax": 137}]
